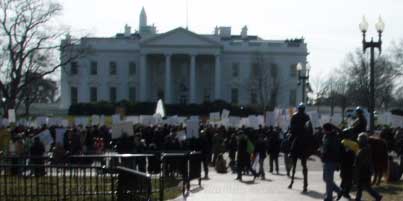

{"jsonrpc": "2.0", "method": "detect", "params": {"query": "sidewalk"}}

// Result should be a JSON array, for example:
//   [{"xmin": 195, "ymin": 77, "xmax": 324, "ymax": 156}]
[{"xmin": 173, "ymin": 167, "xmax": 349, "ymax": 201}]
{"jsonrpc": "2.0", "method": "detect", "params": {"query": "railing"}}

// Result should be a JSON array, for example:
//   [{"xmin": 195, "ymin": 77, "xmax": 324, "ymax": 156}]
[{"xmin": 0, "ymin": 151, "xmax": 202, "ymax": 201}]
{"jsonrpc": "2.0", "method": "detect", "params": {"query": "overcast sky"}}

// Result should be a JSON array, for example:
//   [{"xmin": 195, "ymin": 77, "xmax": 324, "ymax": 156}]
[{"xmin": 56, "ymin": 0, "xmax": 403, "ymax": 86}]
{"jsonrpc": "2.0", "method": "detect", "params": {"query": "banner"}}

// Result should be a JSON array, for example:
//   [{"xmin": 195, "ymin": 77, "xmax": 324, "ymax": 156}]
[
  {"xmin": 74, "ymin": 117, "xmax": 88, "ymax": 127},
  {"xmin": 125, "ymin": 116, "xmax": 139, "ymax": 124},
  {"xmin": 36, "ymin": 116, "xmax": 48, "ymax": 127},
  {"xmin": 37, "ymin": 130, "xmax": 53, "ymax": 147}
]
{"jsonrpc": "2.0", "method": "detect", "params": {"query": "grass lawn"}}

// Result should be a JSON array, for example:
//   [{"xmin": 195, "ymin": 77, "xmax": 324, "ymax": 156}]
[{"xmin": 0, "ymin": 174, "xmax": 182, "ymax": 201}]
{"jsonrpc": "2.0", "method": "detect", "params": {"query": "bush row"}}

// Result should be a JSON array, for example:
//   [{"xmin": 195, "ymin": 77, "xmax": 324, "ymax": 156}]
[{"xmin": 68, "ymin": 100, "xmax": 261, "ymax": 117}]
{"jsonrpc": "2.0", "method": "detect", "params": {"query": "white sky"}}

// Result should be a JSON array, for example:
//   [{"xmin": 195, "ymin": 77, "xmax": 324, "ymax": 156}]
[{"xmin": 56, "ymin": 0, "xmax": 403, "ymax": 83}]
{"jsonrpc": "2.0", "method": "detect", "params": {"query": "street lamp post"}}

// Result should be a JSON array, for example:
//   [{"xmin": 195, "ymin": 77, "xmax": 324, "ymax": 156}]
[
  {"xmin": 297, "ymin": 62, "xmax": 311, "ymax": 104},
  {"xmin": 359, "ymin": 16, "xmax": 385, "ymax": 133}
]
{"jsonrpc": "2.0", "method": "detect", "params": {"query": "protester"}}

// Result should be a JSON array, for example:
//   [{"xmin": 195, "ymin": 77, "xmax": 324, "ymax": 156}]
[
  {"xmin": 354, "ymin": 133, "xmax": 382, "ymax": 201},
  {"xmin": 254, "ymin": 134, "xmax": 267, "ymax": 179},
  {"xmin": 236, "ymin": 132, "xmax": 258, "ymax": 181},
  {"xmin": 268, "ymin": 127, "xmax": 281, "ymax": 174},
  {"xmin": 321, "ymin": 123, "xmax": 342, "ymax": 201},
  {"xmin": 215, "ymin": 153, "xmax": 228, "ymax": 173}
]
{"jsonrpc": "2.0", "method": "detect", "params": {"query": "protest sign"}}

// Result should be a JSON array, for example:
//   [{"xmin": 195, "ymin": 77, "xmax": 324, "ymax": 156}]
[
  {"xmin": 209, "ymin": 112, "xmax": 220, "ymax": 122},
  {"xmin": 112, "ymin": 114, "xmax": 121, "ymax": 125},
  {"xmin": 55, "ymin": 128, "xmax": 66, "ymax": 145},
  {"xmin": 91, "ymin": 115, "xmax": 100, "ymax": 125},
  {"xmin": 221, "ymin": 109, "xmax": 230, "ymax": 120},
  {"xmin": 112, "ymin": 121, "xmax": 134, "ymax": 139},
  {"xmin": 125, "ymin": 116, "xmax": 139, "ymax": 124},
  {"xmin": 8, "ymin": 109, "xmax": 16, "ymax": 123},
  {"xmin": 229, "ymin": 116, "xmax": 241, "ymax": 128},
  {"xmin": 186, "ymin": 120, "xmax": 199, "ymax": 138},
  {"xmin": 265, "ymin": 112, "xmax": 276, "ymax": 127},
  {"xmin": 74, "ymin": 117, "xmax": 88, "ymax": 127},
  {"xmin": 37, "ymin": 130, "xmax": 53, "ymax": 148},
  {"xmin": 391, "ymin": 115, "xmax": 403, "ymax": 128},
  {"xmin": 176, "ymin": 130, "xmax": 187, "ymax": 141}
]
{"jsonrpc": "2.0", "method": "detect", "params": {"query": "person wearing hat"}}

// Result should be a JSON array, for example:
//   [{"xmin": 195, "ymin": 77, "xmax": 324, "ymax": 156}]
[{"xmin": 354, "ymin": 133, "xmax": 382, "ymax": 201}]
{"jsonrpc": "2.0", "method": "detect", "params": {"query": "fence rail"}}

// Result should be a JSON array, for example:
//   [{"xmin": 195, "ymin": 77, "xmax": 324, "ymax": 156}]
[{"xmin": 0, "ymin": 151, "xmax": 202, "ymax": 201}]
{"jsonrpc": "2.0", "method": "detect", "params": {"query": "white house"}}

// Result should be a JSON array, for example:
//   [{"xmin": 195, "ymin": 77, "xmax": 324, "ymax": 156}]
[{"xmin": 60, "ymin": 8, "xmax": 308, "ymax": 109}]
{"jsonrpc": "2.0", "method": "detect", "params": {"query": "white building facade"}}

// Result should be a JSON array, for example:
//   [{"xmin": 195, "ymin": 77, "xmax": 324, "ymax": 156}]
[{"xmin": 60, "ymin": 8, "xmax": 308, "ymax": 109}]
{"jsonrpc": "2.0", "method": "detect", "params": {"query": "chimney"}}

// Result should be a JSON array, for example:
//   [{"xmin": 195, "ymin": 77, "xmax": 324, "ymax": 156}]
[
  {"xmin": 124, "ymin": 24, "xmax": 131, "ymax": 37},
  {"xmin": 241, "ymin": 26, "xmax": 248, "ymax": 39}
]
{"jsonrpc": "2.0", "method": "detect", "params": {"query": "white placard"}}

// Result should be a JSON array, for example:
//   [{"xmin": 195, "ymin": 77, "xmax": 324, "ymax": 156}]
[
  {"xmin": 248, "ymin": 115, "xmax": 259, "ymax": 129},
  {"xmin": 112, "ymin": 114, "xmax": 121, "ymax": 125},
  {"xmin": 229, "ymin": 116, "xmax": 241, "ymax": 128},
  {"xmin": 125, "ymin": 116, "xmax": 139, "ymax": 124},
  {"xmin": 92, "ymin": 115, "xmax": 100, "ymax": 125},
  {"xmin": 186, "ymin": 120, "xmax": 199, "ymax": 138},
  {"xmin": 265, "ymin": 112, "xmax": 275, "ymax": 127},
  {"xmin": 209, "ymin": 112, "xmax": 220, "ymax": 122},
  {"xmin": 8, "ymin": 109, "xmax": 16, "ymax": 123},
  {"xmin": 35, "ymin": 116, "xmax": 48, "ymax": 127},
  {"xmin": 391, "ymin": 115, "xmax": 403, "ymax": 128},
  {"xmin": 190, "ymin": 116, "xmax": 199, "ymax": 122},
  {"xmin": 221, "ymin": 109, "xmax": 230, "ymax": 120},
  {"xmin": 176, "ymin": 130, "xmax": 187, "ymax": 141},
  {"xmin": 55, "ymin": 128, "xmax": 66, "ymax": 145},
  {"xmin": 100, "ymin": 115, "xmax": 105, "ymax": 126},
  {"xmin": 112, "ymin": 121, "xmax": 134, "ymax": 139},
  {"xmin": 37, "ymin": 130, "xmax": 53, "ymax": 147},
  {"xmin": 61, "ymin": 119, "xmax": 69, "ymax": 128},
  {"xmin": 75, "ymin": 117, "xmax": 88, "ymax": 127}
]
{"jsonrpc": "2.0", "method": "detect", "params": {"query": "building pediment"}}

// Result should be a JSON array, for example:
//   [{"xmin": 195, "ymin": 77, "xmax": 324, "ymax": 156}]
[{"xmin": 141, "ymin": 27, "xmax": 221, "ymax": 48}]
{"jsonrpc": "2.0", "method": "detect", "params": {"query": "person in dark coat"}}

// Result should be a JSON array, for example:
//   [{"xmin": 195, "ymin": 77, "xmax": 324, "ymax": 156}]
[
  {"xmin": 268, "ymin": 127, "xmax": 281, "ymax": 174},
  {"xmin": 228, "ymin": 133, "xmax": 238, "ymax": 173},
  {"xmin": 288, "ymin": 103, "xmax": 311, "ymax": 192},
  {"xmin": 199, "ymin": 130, "xmax": 211, "ymax": 179},
  {"xmin": 30, "ymin": 137, "xmax": 46, "ymax": 176},
  {"xmin": 321, "ymin": 123, "xmax": 342, "ymax": 201},
  {"xmin": 351, "ymin": 107, "xmax": 367, "ymax": 141},
  {"xmin": 354, "ymin": 133, "xmax": 382, "ymax": 201},
  {"xmin": 116, "ymin": 133, "xmax": 134, "ymax": 168},
  {"xmin": 254, "ymin": 134, "xmax": 267, "ymax": 179}
]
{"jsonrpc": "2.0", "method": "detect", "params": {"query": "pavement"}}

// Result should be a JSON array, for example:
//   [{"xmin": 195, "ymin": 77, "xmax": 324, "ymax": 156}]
[{"xmin": 171, "ymin": 155, "xmax": 350, "ymax": 201}]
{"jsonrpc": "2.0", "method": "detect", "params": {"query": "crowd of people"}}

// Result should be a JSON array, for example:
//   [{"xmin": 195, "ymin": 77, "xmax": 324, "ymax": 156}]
[{"xmin": 1, "ymin": 104, "xmax": 403, "ymax": 201}]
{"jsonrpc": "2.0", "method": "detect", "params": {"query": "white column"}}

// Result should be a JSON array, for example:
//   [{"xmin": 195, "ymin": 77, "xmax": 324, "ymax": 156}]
[
  {"xmin": 164, "ymin": 54, "xmax": 172, "ymax": 103},
  {"xmin": 139, "ymin": 54, "xmax": 147, "ymax": 102},
  {"xmin": 214, "ymin": 54, "xmax": 221, "ymax": 100},
  {"xmin": 190, "ymin": 54, "xmax": 197, "ymax": 103}
]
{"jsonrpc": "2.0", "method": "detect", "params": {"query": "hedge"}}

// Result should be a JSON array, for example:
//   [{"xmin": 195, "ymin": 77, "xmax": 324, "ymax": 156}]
[{"xmin": 68, "ymin": 100, "xmax": 260, "ymax": 117}]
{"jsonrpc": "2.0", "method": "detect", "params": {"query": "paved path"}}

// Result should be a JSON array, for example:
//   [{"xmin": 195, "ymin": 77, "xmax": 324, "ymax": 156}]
[{"xmin": 172, "ymin": 155, "xmax": 350, "ymax": 201}]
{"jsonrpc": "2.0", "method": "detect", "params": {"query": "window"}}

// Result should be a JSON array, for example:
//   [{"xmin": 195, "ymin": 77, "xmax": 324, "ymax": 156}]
[
  {"xmin": 70, "ymin": 87, "xmax": 78, "ymax": 104},
  {"xmin": 109, "ymin": 61, "xmax": 117, "ymax": 75},
  {"xmin": 110, "ymin": 87, "xmax": 117, "ymax": 102},
  {"xmin": 203, "ymin": 88, "xmax": 210, "ymax": 102},
  {"xmin": 90, "ymin": 87, "xmax": 97, "ymax": 102},
  {"xmin": 289, "ymin": 89, "xmax": 297, "ymax": 106},
  {"xmin": 231, "ymin": 88, "xmax": 239, "ymax": 104},
  {"xmin": 90, "ymin": 61, "xmax": 98, "ymax": 75},
  {"xmin": 70, "ymin": 62, "xmax": 78, "ymax": 75},
  {"xmin": 290, "ymin": 64, "xmax": 297, "ymax": 77},
  {"xmin": 129, "ymin": 62, "xmax": 136, "ymax": 75},
  {"xmin": 251, "ymin": 90, "xmax": 257, "ymax": 104},
  {"xmin": 129, "ymin": 87, "xmax": 136, "ymax": 102},
  {"xmin": 232, "ymin": 63, "xmax": 239, "ymax": 77}
]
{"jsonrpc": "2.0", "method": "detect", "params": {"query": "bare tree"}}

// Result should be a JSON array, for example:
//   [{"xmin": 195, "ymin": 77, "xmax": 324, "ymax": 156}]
[
  {"xmin": 0, "ymin": 0, "xmax": 88, "ymax": 116},
  {"xmin": 249, "ymin": 52, "xmax": 279, "ymax": 111}
]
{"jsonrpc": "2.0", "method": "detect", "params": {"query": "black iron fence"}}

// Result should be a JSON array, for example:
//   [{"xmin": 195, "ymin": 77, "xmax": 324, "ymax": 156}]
[{"xmin": 0, "ymin": 151, "xmax": 202, "ymax": 201}]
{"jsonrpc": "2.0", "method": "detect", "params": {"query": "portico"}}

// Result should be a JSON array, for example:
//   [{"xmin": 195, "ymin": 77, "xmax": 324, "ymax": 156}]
[
  {"xmin": 138, "ymin": 28, "xmax": 222, "ymax": 104},
  {"xmin": 139, "ymin": 52, "xmax": 221, "ymax": 104}
]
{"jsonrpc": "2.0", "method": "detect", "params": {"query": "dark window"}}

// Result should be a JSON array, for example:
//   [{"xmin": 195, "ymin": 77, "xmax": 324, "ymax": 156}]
[
  {"xmin": 129, "ymin": 87, "xmax": 136, "ymax": 102},
  {"xmin": 231, "ymin": 88, "xmax": 239, "ymax": 104},
  {"xmin": 290, "ymin": 64, "xmax": 297, "ymax": 77},
  {"xmin": 70, "ymin": 62, "xmax": 78, "ymax": 75},
  {"xmin": 289, "ymin": 89, "xmax": 297, "ymax": 106},
  {"xmin": 129, "ymin": 62, "xmax": 136, "ymax": 75},
  {"xmin": 90, "ymin": 61, "xmax": 98, "ymax": 75},
  {"xmin": 232, "ymin": 63, "xmax": 239, "ymax": 77},
  {"xmin": 70, "ymin": 87, "xmax": 78, "ymax": 104},
  {"xmin": 90, "ymin": 87, "xmax": 97, "ymax": 102},
  {"xmin": 110, "ymin": 61, "xmax": 117, "ymax": 75},
  {"xmin": 110, "ymin": 87, "xmax": 117, "ymax": 102}
]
